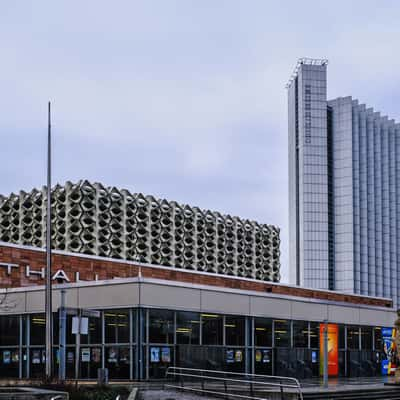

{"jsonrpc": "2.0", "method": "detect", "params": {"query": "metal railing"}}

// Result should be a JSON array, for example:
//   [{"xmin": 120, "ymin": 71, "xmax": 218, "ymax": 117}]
[{"xmin": 165, "ymin": 367, "xmax": 303, "ymax": 400}]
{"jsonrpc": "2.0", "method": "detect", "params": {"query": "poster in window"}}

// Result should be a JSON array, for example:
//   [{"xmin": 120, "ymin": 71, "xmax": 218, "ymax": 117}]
[
  {"xmin": 12, "ymin": 351, "xmax": 19, "ymax": 363},
  {"xmin": 262, "ymin": 350, "xmax": 271, "ymax": 363},
  {"xmin": 32, "ymin": 350, "xmax": 41, "ymax": 364},
  {"xmin": 226, "ymin": 350, "xmax": 234, "ymax": 363},
  {"xmin": 150, "ymin": 347, "xmax": 160, "ymax": 363},
  {"xmin": 55, "ymin": 349, "xmax": 60, "ymax": 365},
  {"xmin": 41, "ymin": 350, "xmax": 46, "ymax": 363},
  {"xmin": 3, "ymin": 351, "xmax": 10, "ymax": 364},
  {"xmin": 108, "ymin": 347, "xmax": 117, "ymax": 363},
  {"xmin": 235, "ymin": 350, "xmax": 243, "ymax": 363},
  {"xmin": 312, "ymin": 351, "xmax": 317, "ymax": 364},
  {"xmin": 92, "ymin": 348, "xmax": 101, "ymax": 363},
  {"xmin": 255, "ymin": 350, "xmax": 262, "ymax": 362},
  {"xmin": 81, "ymin": 348, "xmax": 90, "ymax": 363},
  {"xmin": 311, "ymin": 350, "xmax": 317, "ymax": 364},
  {"xmin": 319, "ymin": 323, "xmax": 338, "ymax": 377},
  {"xmin": 161, "ymin": 347, "xmax": 171, "ymax": 363},
  {"xmin": 67, "ymin": 351, "xmax": 74, "ymax": 364},
  {"xmin": 382, "ymin": 327, "xmax": 397, "ymax": 375}
]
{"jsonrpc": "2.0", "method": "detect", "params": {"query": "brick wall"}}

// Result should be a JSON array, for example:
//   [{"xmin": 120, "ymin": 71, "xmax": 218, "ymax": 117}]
[{"xmin": 0, "ymin": 244, "xmax": 392, "ymax": 308}]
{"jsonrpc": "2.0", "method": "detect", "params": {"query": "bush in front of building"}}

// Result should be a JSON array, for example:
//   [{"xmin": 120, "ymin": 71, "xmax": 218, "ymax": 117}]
[{"xmin": 38, "ymin": 383, "xmax": 131, "ymax": 400}]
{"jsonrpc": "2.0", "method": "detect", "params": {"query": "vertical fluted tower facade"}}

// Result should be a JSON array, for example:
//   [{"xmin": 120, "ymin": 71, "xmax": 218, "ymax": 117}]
[
  {"xmin": 328, "ymin": 97, "xmax": 400, "ymax": 302},
  {"xmin": 288, "ymin": 58, "xmax": 400, "ymax": 306},
  {"xmin": 0, "ymin": 181, "xmax": 281, "ymax": 282}
]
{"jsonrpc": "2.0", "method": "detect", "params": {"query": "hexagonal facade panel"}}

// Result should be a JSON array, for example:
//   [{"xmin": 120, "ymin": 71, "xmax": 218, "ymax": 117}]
[{"xmin": 0, "ymin": 181, "xmax": 280, "ymax": 282}]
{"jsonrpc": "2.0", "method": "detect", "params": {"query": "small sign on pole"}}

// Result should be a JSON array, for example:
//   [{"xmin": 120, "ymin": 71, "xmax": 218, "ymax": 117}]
[
  {"xmin": 72, "ymin": 316, "xmax": 79, "ymax": 335},
  {"xmin": 72, "ymin": 316, "xmax": 89, "ymax": 335},
  {"xmin": 80, "ymin": 317, "xmax": 88, "ymax": 335}
]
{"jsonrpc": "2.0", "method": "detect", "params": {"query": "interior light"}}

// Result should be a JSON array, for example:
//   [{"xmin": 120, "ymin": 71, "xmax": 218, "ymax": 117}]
[{"xmin": 201, "ymin": 314, "xmax": 219, "ymax": 318}]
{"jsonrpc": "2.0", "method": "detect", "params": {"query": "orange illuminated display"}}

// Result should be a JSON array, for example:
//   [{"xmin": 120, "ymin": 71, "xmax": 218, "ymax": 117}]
[{"xmin": 319, "ymin": 323, "xmax": 338, "ymax": 377}]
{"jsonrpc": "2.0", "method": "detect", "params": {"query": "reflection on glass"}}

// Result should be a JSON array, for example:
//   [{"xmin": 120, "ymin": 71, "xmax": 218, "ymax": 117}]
[
  {"xmin": 202, "ymin": 314, "xmax": 223, "ymax": 345},
  {"xmin": 0, "ymin": 316, "xmax": 19, "ymax": 346},
  {"xmin": 176, "ymin": 311, "xmax": 200, "ymax": 345},
  {"xmin": 293, "ymin": 320, "xmax": 308, "ymax": 348},
  {"xmin": 361, "ymin": 326, "xmax": 373, "ymax": 350},
  {"xmin": 347, "ymin": 326, "xmax": 360, "ymax": 349},
  {"xmin": 374, "ymin": 327, "xmax": 382, "ymax": 351},
  {"xmin": 274, "ymin": 320, "xmax": 290, "ymax": 348},
  {"xmin": 105, "ymin": 310, "xmax": 130, "ymax": 343},
  {"xmin": 338, "ymin": 324, "xmax": 345, "ymax": 349},
  {"xmin": 309, "ymin": 322, "xmax": 319, "ymax": 349},
  {"xmin": 149, "ymin": 309, "xmax": 174, "ymax": 344},
  {"xmin": 254, "ymin": 318, "xmax": 272, "ymax": 347},
  {"xmin": 105, "ymin": 346, "xmax": 130, "ymax": 379},
  {"xmin": 225, "ymin": 316, "xmax": 245, "ymax": 346},
  {"xmin": 30, "ymin": 314, "xmax": 45, "ymax": 345}
]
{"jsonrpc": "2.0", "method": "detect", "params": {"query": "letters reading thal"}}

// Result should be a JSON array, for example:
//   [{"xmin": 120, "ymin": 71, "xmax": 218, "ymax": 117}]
[{"xmin": 0, "ymin": 262, "xmax": 98, "ymax": 283}]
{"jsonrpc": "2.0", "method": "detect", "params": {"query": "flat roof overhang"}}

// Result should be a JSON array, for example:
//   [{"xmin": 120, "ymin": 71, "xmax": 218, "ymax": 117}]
[{"xmin": 0, "ymin": 275, "xmax": 395, "ymax": 327}]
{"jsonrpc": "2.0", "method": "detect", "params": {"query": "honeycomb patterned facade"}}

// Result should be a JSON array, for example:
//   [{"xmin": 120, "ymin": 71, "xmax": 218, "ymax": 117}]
[{"xmin": 0, "ymin": 181, "xmax": 280, "ymax": 282}]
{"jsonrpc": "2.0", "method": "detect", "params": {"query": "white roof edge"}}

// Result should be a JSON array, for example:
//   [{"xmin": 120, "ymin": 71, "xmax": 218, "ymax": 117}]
[{"xmin": 0, "ymin": 276, "xmax": 394, "ymax": 313}]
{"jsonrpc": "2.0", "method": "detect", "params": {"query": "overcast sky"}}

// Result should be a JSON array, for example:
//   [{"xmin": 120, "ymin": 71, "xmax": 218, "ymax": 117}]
[{"xmin": 1, "ymin": 1, "xmax": 400, "ymax": 282}]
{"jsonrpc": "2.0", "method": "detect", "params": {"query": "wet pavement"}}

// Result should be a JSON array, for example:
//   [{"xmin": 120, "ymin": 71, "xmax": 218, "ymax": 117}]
[{"xmin": 300, "ymin": 375, "xmax": 396, "ymax": 392}]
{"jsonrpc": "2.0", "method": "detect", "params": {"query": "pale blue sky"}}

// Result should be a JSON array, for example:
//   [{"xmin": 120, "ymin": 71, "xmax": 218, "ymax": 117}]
[{"xmin": 1, "ymin": 1, "xmax": 400, "ymax": 281}]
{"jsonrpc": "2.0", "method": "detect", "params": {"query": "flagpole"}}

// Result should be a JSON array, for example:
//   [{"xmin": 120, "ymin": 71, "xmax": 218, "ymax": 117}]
[{"xmin": 45, "ymin": 101, "xmax": 53, "ymax": 380}]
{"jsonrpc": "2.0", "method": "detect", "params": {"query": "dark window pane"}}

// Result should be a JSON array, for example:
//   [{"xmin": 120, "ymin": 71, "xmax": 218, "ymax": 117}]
[
  {"xmin": 79, "ymin": 347, "xmax": 102, "ymax": 379},
  {"xmin": 53, "ymin": 312, "xmax": 59, "ymax": 345},
  {"xmin": 81, "ymin": 315, "xmax": 102, "ymax": 345},
  {"xmin": 225, "ymin": 348, "xmax": 245, "ymax": 372},
  {"xmin": 89, "ymin": 315, "xmax": 103, "ymax": 344},
  {"xmin": 30, "ymin": 314, "xmax": 45, "ymax": 345},
  {"xmin": 254, "ymin": 318, "xmax": 272, "ymax": 347},
  {"xmin": 338, "ymin": 325, "xmax": 345, "ymax": 349},
  {"xmin": 225, "ymin": 316, "xmax": 245, "ymax": 346},
  {"xmin": 202, "ymin": 314, "xmax": 223, "ymax": 345},
  {"xmin": 66, "ymin": 315, "xmax": 76, "ymax": 345},
  {"xmin": 254, "ymin": 348, "xmax": 272, "ymax": 375},
  {"xmin": 176, "ymin": 311, "xmax": 200, "ymax": 345},
  {"xmin": 105, "ymin": 310, "xmax": 130, "ymax": 344},
  {"xmin": 309, "ymin": 322, "xmax": 319, "ymax": 349},
  {"xmin": 105, "ymin": 346, "xmax": 130, "ymax": 379},
  {"xmin": 293, "ymin": 321, "xmax": 308, "ymax": 348},
  {"xmin": 22, "ymin": 316, "xmax": 27, "ymax": 346},
  {"xmin": 374, "ymin": 327, "xmax": 382, "ymax": 351},
  {"xmin": 274, "ymin": 320, "xmax": 290, "ymax": 348},
  {"xmin": 30, "ymin": 348, "xmax": 45, "ymax": 378},
  {"xmin": 0, "ymin": 316, "xmax": 19, "ymax": 346},
  {"xmin": 361, "ymin": 326, "xmax": 373, "ymax": 350},
  {"xmin": 148, "ymin": 309, "xmax": 174, "ymax": 344},
  {"xmin": 347, "ymin": 326, "xmax": 360, "ymax": 350},
  {"xmin": 0, "ymin": 348, "xmax": 20, "ymax": 377}
]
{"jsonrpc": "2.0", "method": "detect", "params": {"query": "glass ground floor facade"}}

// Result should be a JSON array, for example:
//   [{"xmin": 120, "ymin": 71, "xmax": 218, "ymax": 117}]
[{"xmin": 0, "ymin": 307, "xmax": 391, "ymax": 380}]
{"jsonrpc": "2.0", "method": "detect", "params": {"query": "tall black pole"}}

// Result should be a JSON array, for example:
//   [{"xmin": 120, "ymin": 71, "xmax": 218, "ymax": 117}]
[{"xmin": 45, "ymin": 101, "xmax": 53, "ymax": 380}]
